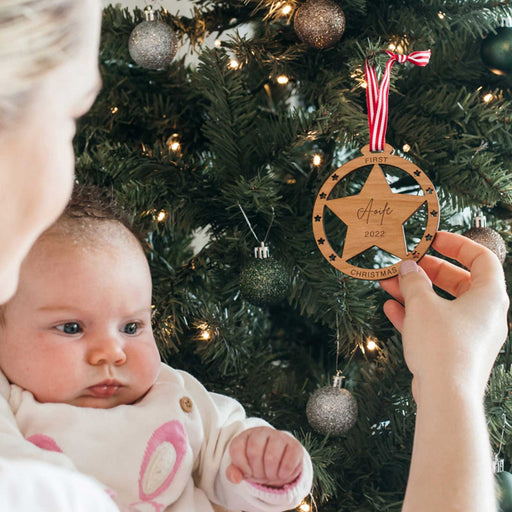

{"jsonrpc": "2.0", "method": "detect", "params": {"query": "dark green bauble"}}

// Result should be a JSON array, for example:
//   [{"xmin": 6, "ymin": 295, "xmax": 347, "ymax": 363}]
[
  {"xmin": 496, "ymin": 471, "xmax": 512, "ymax": 512},
  {"xmin": 481, "ymin": 26, "xmax": 512, "ymax": 75},
  {"xmin": 239, "ymin": 258, "xmax": 289, "ymax": 306}
]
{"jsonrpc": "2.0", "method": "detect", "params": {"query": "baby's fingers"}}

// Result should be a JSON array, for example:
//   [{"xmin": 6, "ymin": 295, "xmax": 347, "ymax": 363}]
[{"xmin": 265, "ymin": 434, "xmax": 303, "ymax": 485}]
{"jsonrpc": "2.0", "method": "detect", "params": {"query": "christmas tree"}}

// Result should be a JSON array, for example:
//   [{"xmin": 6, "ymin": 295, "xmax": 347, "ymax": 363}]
[{"xmin": 75, "ymin": 1, "xmax": 512, "ymax": 510}]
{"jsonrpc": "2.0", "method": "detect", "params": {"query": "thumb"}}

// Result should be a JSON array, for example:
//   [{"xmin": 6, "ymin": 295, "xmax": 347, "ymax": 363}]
[
  {"xmin": 398, "ymin": 260, "xmax": 433, "ymax": 304},
  {"xmin": 226, "ymin": 464, "xmax": 244, "ymax": 484}
]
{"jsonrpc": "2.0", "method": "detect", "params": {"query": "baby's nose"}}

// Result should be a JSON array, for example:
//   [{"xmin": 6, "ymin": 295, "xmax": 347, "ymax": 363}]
[{"xmin": 87, "ymin": 336, "xmax": 126, "ymax": 366}]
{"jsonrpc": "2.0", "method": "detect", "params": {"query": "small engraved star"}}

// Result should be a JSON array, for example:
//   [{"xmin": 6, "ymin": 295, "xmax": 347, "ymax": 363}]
[
  {"xmin": 430, "ymin": 210, "xmax": 438, "ymax": 217},
  {"xmin": 319, "ymin": 192, "xmax": 327, "ymax": 199},
  {"xmin": 329, "ymin": 254, "xmax": 337, "ymax": 261},
  {"xmin": 314, "ymin": 215, "xmax": 322, "ymax": 222},
  {"xmin": 425, "ymin": 233, "xmax": 433, "ymax": 241},
  {"xmin": 331, "ymin": 174, "xmax": 339, "ymax": 181},
  {"xmin": 426, "ymin": 187, "xmax": 434, "ymax": 195},
  {"xmin": 414, "ymin": 170, "xmax": 421, "ymax": 177},
  {"xmin": 317, "ymin": 238, "xmax": 325, "ymax": 245}
]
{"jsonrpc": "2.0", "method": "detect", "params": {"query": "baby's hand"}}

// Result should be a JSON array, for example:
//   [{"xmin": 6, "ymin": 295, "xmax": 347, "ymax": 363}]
[{"xmin": 226, "ymin": 426, "xmax": 303, "ymax": 488}]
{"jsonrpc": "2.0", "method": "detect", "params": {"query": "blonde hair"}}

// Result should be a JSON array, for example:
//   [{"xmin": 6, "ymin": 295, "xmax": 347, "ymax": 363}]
[{"xmin": 0, "ymin": 0, "xmax": 85, "ymax": 122}]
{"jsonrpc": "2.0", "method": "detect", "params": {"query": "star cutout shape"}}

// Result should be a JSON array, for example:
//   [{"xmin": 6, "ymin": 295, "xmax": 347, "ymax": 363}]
[{"xmin": 325, "ymin": 165, "xmax": 427, "ymax": 261}]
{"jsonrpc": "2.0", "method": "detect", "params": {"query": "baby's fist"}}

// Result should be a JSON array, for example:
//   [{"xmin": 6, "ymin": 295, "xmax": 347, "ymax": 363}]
[{"xmin": 226, "ymin": 426, "xmax": 303, "ymax": 488}]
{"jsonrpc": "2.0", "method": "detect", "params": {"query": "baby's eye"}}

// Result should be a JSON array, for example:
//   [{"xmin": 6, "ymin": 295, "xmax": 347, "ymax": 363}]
[
  {"xmin": 121, "ymin": 322, "xmax": 140, "ymax": 335},
  {"xmin": 55, "ymin": 322, "xmax": 82, "ymax": 335}
]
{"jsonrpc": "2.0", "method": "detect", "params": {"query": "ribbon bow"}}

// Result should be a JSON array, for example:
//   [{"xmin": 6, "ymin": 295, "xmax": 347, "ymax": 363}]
[{"xmin": 365, "ymin": 49, "xmax": 431, "ymax": 151}]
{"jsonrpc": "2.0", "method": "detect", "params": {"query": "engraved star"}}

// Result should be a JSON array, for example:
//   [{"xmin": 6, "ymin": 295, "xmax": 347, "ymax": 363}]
[
  {"xmin": 317, "ymin": 238, "xmax": 325, "ymax": 245},
  {"xmin": 314, "ymin": 215, "xmax": 322, "ymax": 222},
  {"xmin": 325, "ymin": 165, "xmax": 427, "ymax": 261},
  {"xmin": 319, "ymin": 192, "xmax": 327, "ymax": 199},
  {"xmin": 414, "ymin": 170, "xmax": 421, "ymax": 177}
]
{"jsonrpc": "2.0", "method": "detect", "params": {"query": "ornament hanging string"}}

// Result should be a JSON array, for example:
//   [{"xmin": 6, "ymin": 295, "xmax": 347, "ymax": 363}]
[
  {"xmin": 237, "ymin": 203, "xmax": 275, "ymax": 257},
  {"xmin": 365, "ymin": 50, "xmax": 431, "ymax": 152}
]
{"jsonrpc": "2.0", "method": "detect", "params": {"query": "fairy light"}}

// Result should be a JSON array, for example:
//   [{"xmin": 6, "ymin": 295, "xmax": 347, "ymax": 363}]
[
  {"xmin": 214, "ymin": 39, "xmax": 222, "ymax": 47},
  {"xmin": 388, "ymin": 43, "xmax": 396, "ymax": 51},
  {"xmin": 229, "ymin": 58, "xmax": 240, "ymax": 69},
  {"xmin": 198, "ymin": 322, "xmax": 213, "ymax": 341},
  {"xmin": 438, "ymin": 11, "xmax": 446, "ymax": 19},
  {"xmin": 312, "ymin": 153, "xmax": 322, "ymax": 166},
  {"xmin": 483, "ymin": 93, "xmax": 494, "ymax": 103},
  {"xmin": 167, "ymin": 133, "xmax": 181, "ymax": 153},
  {"xmin": 276, "ymin": 75, "xmax": 289, "ymax": 85},
  {"xmin": 402, "ymin": 143, "xmax": 411, "ymax": 152},
  {"xmin": 367, "ymin": 338, "xmax": 378, "ymax": 351},
  {"xmin": 281, "ymin": 3, "xmax": 292, "ymax": 15},
  {"xmin": 298, "ymin": 501, "xmax": 311, "ymax": 512},
  {"xmin": 110, "ymin": 106, "xmax": 119, "ymax": 114},
  {"xmin": 157, "ymin": 210, "xmax": 168, "ymax": 222}
]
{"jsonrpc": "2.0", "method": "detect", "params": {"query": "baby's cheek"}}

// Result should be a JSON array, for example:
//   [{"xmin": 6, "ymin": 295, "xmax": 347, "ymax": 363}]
[{"xmin": 131, "ymin": 343, "xmax": 161, "ymax": 385}]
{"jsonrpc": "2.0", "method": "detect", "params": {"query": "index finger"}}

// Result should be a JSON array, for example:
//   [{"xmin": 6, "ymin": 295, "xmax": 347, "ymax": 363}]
[{"xmin": 432, "ymin": 231, "xmax": 505, "ymax": 292}]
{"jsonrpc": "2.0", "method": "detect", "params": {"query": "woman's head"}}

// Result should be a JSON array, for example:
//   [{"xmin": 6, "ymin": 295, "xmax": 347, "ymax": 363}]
[{"xmin": 0, "ymin": 0, "xmax": 102, "ymax": 303}]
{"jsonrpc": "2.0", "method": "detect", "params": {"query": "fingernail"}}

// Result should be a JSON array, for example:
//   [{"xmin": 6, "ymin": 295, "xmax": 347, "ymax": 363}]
[{"xmin": 400, "ymin": 260, "xmax": 419, "ymax": 276}]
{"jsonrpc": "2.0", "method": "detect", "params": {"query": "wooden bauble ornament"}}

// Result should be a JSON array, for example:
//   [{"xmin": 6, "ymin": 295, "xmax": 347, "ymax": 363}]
[{"xmin": 312, "ymin": 144, "xmax": 440, "ymax": 280}]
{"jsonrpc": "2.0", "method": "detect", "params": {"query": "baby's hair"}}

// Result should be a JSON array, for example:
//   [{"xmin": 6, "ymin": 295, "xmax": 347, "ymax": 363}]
[
  {"xmin": 0, "ymin": 0, "xmax": 85, "ymax": 123},
  {"xmin": 44, "ymin": 182, "xmax": 145, "ymax": 246},
  {"xmin": 0, "ymin": 183, "xmax": 145, "ymax": 326}
]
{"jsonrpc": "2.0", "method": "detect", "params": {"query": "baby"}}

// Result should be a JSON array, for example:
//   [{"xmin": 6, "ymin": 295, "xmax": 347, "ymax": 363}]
[{"xmin": 0, "ymin": 184, "xmax": 313, "ymax": 512}]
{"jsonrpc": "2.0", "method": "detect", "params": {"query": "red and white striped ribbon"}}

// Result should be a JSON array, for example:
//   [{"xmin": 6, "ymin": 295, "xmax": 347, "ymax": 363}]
[{"xmin": 365, "ymin": 49, "xmax": 431, "ymax": 152}]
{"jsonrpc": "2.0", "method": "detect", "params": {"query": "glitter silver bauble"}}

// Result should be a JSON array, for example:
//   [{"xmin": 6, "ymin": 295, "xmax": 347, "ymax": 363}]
[
  {"xmin": 462, "ymin": 212, "xmax": 506, "ymax": 264},
  {"xmin": 306, "ymin": 374, "xmax": 358, "ymax": 436},
  {"xmin": 294, "ymin": 0, "xmax": 346, "ymax": 49},
  {"xmin": 128, "ymin": 7, "xmax": 178, "ymax": 70}
]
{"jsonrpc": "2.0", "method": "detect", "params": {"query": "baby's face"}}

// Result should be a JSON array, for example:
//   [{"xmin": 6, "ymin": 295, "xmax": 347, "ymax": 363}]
[{"xmin": 0, "ymin": 234, "xmax": 161, "ymax": 408}]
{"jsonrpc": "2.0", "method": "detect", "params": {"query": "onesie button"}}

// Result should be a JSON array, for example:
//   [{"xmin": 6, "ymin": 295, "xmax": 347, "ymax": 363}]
[{"xmin": 180, "ymin": 396, "xmax": 193, "ymax": 413}]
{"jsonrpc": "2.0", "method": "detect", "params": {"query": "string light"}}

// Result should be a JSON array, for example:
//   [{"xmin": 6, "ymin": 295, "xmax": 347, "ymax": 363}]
[
  {"xmin": 157, "ymin": 210, "xmax": 168, "ymax": 222},
  {"xmin": 366, "ymin": 338, "xmax": 378, "ymax": 351},
  {"xmin": 483, "ymin": 93, "xmax": 494, "ymax": 103},
  {"xmin": 167, "ymin": 133, "xmax": 181, "ymax": 153},
  {"xmin": 312, "ymin": 153, "xmax": 322, "ymax": 166},
  {"xmin": 276, "ymin": 75, "xmax": 289, "ymax": 85},
  {"xmin": 281, "ymin": 4, "xmax": 292, "ymax": 15},
  {"xmin": 197, "ymin": 322, "xmax": 215, "ymax": 341},
  {"xmin": 298, "ymin": 501, "xmax": 311, "ymax": 512},
  {"xmin": 438, "ymin": 11, "xmax": 446, "ymax": 19},
  {"xmin": 110, "ymin": 106, "xmax": 119, "ymax": 114},
  {"xmin": 214, "ymin": 39, "xmax": 222, "ymax": 47},
  {"xmin": 402, "ymin": 143, "xmax": 411, "ymax": 152},
  {"xmin": 229, "ymin": 58, "xmax": 240, "ymax": 69}
]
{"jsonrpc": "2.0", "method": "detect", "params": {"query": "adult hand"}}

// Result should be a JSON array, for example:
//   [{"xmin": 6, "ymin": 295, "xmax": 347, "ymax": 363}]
[
  {"xmin": 380, "ymin": 231, "xmax": 509, "ymax": 401},
  {"xmin": 226, "ymin": 426, "xmax": 303, "ymax": 488}
]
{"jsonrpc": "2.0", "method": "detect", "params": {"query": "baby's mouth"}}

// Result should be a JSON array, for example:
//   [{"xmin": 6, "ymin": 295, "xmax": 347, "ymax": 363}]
[{"xmin": 87, "ymin": 379, "xmax": 123, "ymax": 398}]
